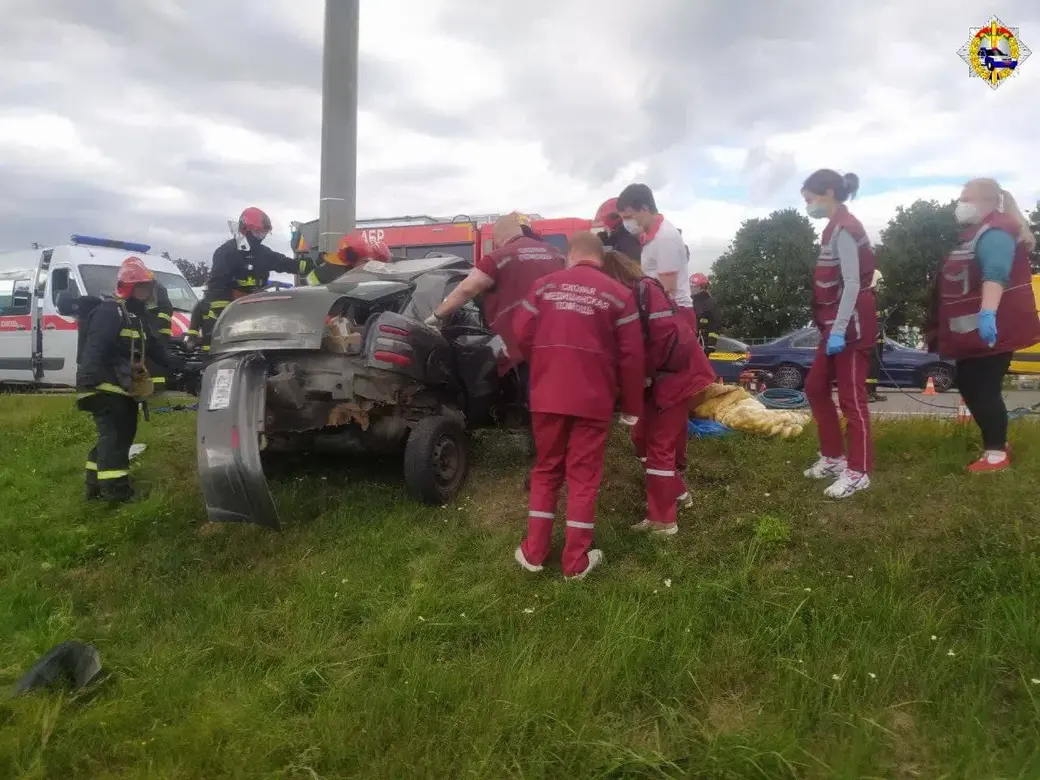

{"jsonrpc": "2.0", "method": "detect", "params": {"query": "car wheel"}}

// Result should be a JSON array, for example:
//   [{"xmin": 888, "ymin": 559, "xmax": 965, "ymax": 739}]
[
  {"xmin": 772, "ymin": 363, "xmax": 805, "ymax": 390},
  {"xmin": 403, "ymin": 415, "xmax": 470, "ymax": 505},
  {"xmin": 920, "ymin": 363, "xmax": 954, "ymax": 393}
]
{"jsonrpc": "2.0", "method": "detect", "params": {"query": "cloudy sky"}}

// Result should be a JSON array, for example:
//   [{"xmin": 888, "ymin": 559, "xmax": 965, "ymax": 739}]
[{"xmin": 2, "ymin": 0, "xmax": 1038, "ymax": 273}]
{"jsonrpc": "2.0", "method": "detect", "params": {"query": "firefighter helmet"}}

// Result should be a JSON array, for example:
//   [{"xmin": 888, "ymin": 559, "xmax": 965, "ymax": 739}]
[
  {"xmin": 690, "ymin": 272, "xmax": 709, "ymax": 289},
  {"xmin": 594, "ymin": 198, "xmax": 622, "ymax": 231},
  {"xmin": 335, "ymin": 233, "xmax": 390, "ymax": 267},
  {"xmin": 238, "ymin": 207, "xmax": 272, "ymax": 238},
  {"xmin": 871, "ymin": 269, "xmax": 884, "ymax": 289},
  {"xmin": 115, "ymin": 256, "xmax": 156, "ymax": 299}
]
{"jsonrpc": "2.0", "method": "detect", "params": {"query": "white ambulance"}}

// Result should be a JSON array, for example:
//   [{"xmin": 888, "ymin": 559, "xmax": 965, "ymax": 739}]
[{"xmin": 0, "ymin": 235, "xmax": 198, "ymax": 388}]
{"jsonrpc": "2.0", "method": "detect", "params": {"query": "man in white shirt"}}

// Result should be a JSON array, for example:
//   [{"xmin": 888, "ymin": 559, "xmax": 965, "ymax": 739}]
[{"xmin": 615, "ymin": 184, "xmax": 693, "ymax": 316}]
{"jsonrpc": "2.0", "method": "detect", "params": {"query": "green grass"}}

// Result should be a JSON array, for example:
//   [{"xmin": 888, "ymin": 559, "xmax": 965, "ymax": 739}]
[{"xmin": 1, "ymin": 396, "xmax": 1040, "ymax": 779}]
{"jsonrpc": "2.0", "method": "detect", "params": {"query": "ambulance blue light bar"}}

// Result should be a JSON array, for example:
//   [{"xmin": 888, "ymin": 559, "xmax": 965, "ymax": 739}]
[{"xmin": 70, "ymin": 234, "xmax": 152, "ymax": 253}]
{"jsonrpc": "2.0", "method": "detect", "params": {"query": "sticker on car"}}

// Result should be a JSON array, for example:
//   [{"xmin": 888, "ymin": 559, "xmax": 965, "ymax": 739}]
[{"xmin": 208, "ymin": 368, "xmax": 235, "ymax": 410}]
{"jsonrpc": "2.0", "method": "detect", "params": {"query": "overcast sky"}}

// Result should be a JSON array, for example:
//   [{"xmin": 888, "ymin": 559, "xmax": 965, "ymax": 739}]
[{"xmin": 1, "ymin": 0, "xmax": 1037, "ymax": 273}]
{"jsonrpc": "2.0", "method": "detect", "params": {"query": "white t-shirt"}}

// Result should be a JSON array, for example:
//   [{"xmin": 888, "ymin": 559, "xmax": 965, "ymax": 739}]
[{"xmin": 640, "ymin": 217, "xmax": 692, "ymax": 309}]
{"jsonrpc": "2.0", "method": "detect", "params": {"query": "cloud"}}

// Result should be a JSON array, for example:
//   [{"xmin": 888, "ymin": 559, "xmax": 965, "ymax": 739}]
[{"xmin": 0, "ymin": 0, "xmax": 1038, "ymax": 281}]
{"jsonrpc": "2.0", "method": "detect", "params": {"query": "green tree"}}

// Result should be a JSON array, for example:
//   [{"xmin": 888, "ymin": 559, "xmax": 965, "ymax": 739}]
[
  {"xmin": 710, "ymin": 208, "xmax": 818, "ymax": 340},
  {"xmin": 874, "ymin": 199, "xmax": 960, "ymax": 329},
  {"xmin": 161, "ymin": 251, "xmax": 209, "ymax": 286},
  {"xmin": 1027, "ymin": 200, "xmax": 1039, "ymax": 272}
]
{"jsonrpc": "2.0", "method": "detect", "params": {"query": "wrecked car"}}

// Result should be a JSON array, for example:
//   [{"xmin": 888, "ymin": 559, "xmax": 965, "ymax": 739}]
[{"xmin": 196, "ymin": 254, "xmax": 525, "ymax": 529}]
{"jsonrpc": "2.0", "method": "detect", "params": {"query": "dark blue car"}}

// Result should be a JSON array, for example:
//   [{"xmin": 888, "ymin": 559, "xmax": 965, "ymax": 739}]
[
  {"xmin": 744, "ymin": 328, "xmax": 956, "ymax": 392},
  {"xmin": 707, "ymin": 335, "xmax": 751, "ymax": 383}
]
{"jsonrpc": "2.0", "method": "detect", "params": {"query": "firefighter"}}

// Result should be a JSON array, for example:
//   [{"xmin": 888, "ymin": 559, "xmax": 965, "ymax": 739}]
[
  {"xmin": 425, "ymin": 212, "xmax": 565, "ymax": 481},
  {"xmin": 600, "ymin": 248, "xmax": 714, "ymax": 536},
  {"xmin": 140, "ymin": 280, "xmax": 183, "ymax": 394},
  {"xmin": 593, "ymin": 197, "xmax": 642, "ymax": 261},
  {"xmin": 926, "ymin": 178, "xmax": 1040, "ymax": 472},
  {"xmin": 77, "ymin": 258, "xmax": 174, "ymax": 502},
  {"xmin": 297, "ymin": 233, "xmax": 392, "ymax": 286},
  {"xmin": 190, "ymin": 207, "xmax": 299, "ymax": 352},
  {"xmin": 689, "ymin": 272, "xmax": 720, "ymax": 356},
  {"xmin": 801, "ymin": 169, "xmax": 877, "ymax": 499},
  {"xmin": 512, "ymin": 231, "xmax": 645, "ymax": 579},
  {"xmin": 866, "ymin": 269, "xmax": 886, "ymax": 403}
]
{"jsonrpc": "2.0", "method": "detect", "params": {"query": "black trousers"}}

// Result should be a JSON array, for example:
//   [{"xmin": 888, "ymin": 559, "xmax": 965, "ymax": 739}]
[
  {"xmin": 80, "ymin": 392, "xmax": 139, "ymax": 499},
  {"xmin": 956, "ymin": 352, "xmax": 1013, "ymax": 450}
]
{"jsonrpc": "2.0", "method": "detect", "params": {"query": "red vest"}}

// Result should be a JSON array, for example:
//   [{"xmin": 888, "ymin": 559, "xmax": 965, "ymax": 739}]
[
  {"xmin": 937, "ymin": 213, "xmax": 1040, "ymax": 360},
  {"xmin": 476, "ymin": 236, "xmax": 565, "ymax": 374},
  {"xmin": 813, "ymin": 205, "xmax": 877, "ymax": 349}
]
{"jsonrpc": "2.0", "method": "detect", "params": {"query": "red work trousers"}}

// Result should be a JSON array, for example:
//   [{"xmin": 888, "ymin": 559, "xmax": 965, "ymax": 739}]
[
  {"xmin": 522, "ymin": 412, "xmax": 611, "ymax": 576},
  {"xmin": 804, "ymin": 345, "xmax": 874, "ymax": 474},
  {"xmin": 634, "ymin": 400, "xmax": 689, "ymax": 524}
]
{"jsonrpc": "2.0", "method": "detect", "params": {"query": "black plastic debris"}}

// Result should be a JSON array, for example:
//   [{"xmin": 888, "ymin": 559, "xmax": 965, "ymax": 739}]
[{"xmin": 12, "ymin": 641, "xmax": 102, "ymax": 696}]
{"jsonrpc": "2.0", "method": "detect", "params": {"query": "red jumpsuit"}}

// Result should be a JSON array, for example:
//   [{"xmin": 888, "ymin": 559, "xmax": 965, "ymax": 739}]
[
  {"xmin": 805, "ymin": 205, "xmax": 878, "ymax": 474},
  {"xmin": 631, "ymin": 300, "xmax": 716, "ymax": 500},
  {"xmin": 513, "ymin": 262, "xmax": 645, "ymax": 576}
]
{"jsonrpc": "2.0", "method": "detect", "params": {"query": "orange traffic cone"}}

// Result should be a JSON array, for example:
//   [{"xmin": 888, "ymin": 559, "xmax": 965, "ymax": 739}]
[
  {"xmin": 923, "ymin": 376, "xmax": 937, "ymax": 396},
  {"xmin": 956, "ymin": 397, "xmax": 972, "ymax": 423}
]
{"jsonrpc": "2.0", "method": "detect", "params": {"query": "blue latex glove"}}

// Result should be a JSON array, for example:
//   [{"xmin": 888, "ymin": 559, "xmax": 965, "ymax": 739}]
[
  {"xmin": 825, "ymin": 332, "xmax": 846, "ymax": 356},
  {"xmin": 978, "ymin": 309, "xmax": 998, "ymax": 347}
]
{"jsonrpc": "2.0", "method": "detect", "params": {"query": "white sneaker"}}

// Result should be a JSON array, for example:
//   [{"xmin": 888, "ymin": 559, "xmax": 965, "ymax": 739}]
[
  {"xmin": 676, "ymin": 492, "xmax": 694, "ymax": 510},
  {"xmin": 804, "ymin": 456, "xmax": 847, "ymax": 480},
  {"xmin": 630, "ymin": 519, "xmax": 679, "ymax": 537},
  {"xmin": 565, "ymin": 549, "xmax": 604, "ymax": 580},
  {"xmin": 824, "ymin": 470, "xmax": 871, "ymax": 499},
  {"xmin": 514, "ymin": 546, "xmax": 543, "ymax": 572}
]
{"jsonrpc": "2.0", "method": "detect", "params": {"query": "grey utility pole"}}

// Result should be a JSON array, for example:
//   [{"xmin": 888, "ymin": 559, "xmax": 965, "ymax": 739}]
[{"xmin": 318, "ymin": 0, "xmax": 360, "ymax": 254}]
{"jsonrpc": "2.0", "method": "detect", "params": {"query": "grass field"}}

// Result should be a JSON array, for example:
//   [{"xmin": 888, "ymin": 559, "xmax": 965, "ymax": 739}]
[{"xmin": 1, "ymin": 395, "xmax": 1040, "ymax": 779}]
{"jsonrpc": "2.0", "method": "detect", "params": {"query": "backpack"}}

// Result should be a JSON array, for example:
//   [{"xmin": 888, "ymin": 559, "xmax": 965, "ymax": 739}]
[{"xmin": 636, "ymin": 277, "xmax": 692, "ymax": 376}]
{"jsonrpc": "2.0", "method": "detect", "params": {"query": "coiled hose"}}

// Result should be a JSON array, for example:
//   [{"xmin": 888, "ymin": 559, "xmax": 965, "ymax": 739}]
[{"xmin": 758, "ymin": 388, "xmax": 809, "ymax": 410}]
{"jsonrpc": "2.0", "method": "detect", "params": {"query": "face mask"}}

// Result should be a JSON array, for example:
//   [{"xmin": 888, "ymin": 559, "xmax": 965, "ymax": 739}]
[
  {"xmin": 955, "ymin": 201, "xmax": 980, "ymax": 224},
  {"xmin": 623, "ymin": 218, "xmax": 641, "ymax": 235},
  {"xmin": 806, "ymin": 203, "xmax": 828, "ymax": 220}
]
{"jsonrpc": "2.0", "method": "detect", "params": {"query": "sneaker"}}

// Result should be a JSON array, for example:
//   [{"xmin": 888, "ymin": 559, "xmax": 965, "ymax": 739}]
[
  {"xmin": 967, "ymin": 450, "xmax": 1010, "ymax": 473},
  {"xmin": 823, "ymin": 470, "xmax": 870, "ymax": 499},
  {"xmin": 676, "ymin": 491, "xmax": 694, "ymax": 510},
  {"xmin": 630, "ymin": 519, "xmax": 679, "ymax": 536},
  {"xmin": 804, "ymin": 456, "xmax": 847, "ymax": 480},
  {"xmin": 565, "ymin": 549, "xmax": 604, "ymax": 580},
  {"xmin": 514, "ymin": 546, "xmax": 543, "ymax": 572}
]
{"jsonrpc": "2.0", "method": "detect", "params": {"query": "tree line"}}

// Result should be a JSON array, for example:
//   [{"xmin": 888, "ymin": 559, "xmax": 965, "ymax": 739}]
[{"xmin": 710, "ymin": 200, "xmax": 1040, "ymax": 340}]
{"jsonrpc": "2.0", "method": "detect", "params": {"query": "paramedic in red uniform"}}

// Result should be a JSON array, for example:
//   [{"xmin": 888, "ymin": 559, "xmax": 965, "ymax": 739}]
[
  {"xmin": 512, "ymin": 232, "xmax": 645, "ymax": 579},
  {"xmin": 926, "ymin": 178, "xmax": 1040, "ymax": 472},
  {"xmin": 801, "ymin": 170, "xmax": 877, "ymax": 499},
  {"xmin": 190, "ymin": 207, "xmax": 299, "ymax": 352},
  {"xmin": 600, "ymin": 248, "xmax": 714, "ymax": 536},
  {"xmin": 615, "ymin": 183, "xmax": 706, "ymax": 507}
]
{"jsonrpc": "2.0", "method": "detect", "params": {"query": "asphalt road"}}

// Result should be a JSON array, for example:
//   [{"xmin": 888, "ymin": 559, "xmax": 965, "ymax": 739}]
[{"xmin": 866, "ymin": 389, "xmax": 1040, "ymax": 418}]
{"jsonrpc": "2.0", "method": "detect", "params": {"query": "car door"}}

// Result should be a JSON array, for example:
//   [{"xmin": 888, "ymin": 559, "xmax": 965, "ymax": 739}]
[
  {"xmin": 40, "ymin": 264, "xmax": 81, "ymax": 386},
  {"xmin": 0, "ymin": 276, "xmax": 36, "ymax": 382}
]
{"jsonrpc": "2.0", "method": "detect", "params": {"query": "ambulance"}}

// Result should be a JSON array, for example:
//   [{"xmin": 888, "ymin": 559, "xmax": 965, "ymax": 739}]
[{"xmin": 0, "ymin": 235, "xmax": 197, "ymax": 388}]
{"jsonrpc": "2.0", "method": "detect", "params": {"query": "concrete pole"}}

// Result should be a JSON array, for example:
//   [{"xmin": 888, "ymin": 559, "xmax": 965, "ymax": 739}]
[{"xmin": 318, "ymin": 0, "xmax": 360, "ymax": 254}]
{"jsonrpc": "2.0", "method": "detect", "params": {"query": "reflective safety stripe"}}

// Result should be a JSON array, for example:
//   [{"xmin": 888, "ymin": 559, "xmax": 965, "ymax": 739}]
[
  {"xmin": 306, "ymin": 271, "xmax": 320, "ymax": 286},
  {"xmin": 616, "ymin": 312, "xmax": 639, "ymax": 327},
  {"xmin": 866, "ymin": 378, "xmax": 878, "ymax": 384},
  {"xmin": 949, "ymin": 313, "xmax": 979, "ymax": 334},
  {"xmin": 566, "ymin": 520, "xmax": 595, "ymax": 529},
  {"xmin": 152, "ymin": 376, "xmax": 166, "ymax": 385},
  {"xmin": 97, "ymin": 382, "xmax": 130, "ymax": 396},
  {"xmin": 529, "ymin": 510, "xmax": 554, "ymax": 519},
  {"xmin": 85, "ymin": 461, "xmax": 97, "ymax": 471},
  {"xmin": 158, "ymin": 328, "xmax": 172, "ymax": 336},
  {"xmin": 185, "ymin": 329, "xmax": 199, "ymax": 336},
  {"xmin": 646, "ymin": 468, "xmax": 675, "ymax": 477},
  {"xmin": 707, "ymin": 332, "xmax": 720, "ymax": 338},
  {"xmin": 119, "ymin": 328, "xmax": 139, "ymax": 338},
  {"xmin": 235, "ymin": 277, "xmax": 258, "ymax": 288},
  {"xmin": 647, "ymin": 310, "xmax": 672, "ymax": 320},
  {"xmin": 210, "ymin": 300, "xmax": 231, "ymax": 309},
  {"xmin": 157, "ymin": 312, "xmax": 172, "ymax": 321},
  {"xmin": 97, "ymin": 469, "xmax": 129, "ymax": 480},
  {"xmin": 521, "ymin": 299, "xmax": 539, "ymax": 314},
  {"xmin": 298, "ymin": 260, "xmax": 309, "ymax": 274},
  {"xmin": 202, "ymin": 345, "xmax": 211, "ymax": 352}
]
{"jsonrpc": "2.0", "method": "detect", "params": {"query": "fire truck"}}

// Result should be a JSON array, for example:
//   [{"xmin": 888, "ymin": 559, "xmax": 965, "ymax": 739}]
[{"xmin": 290, "ymin": 213, "xmax": 593, "ymax": 269}]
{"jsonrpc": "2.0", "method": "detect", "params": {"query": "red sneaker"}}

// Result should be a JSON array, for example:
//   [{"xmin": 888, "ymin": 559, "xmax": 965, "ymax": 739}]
[{"xmin": 967, "ymin": 452, "xmax": 1010, "ymax": 473}]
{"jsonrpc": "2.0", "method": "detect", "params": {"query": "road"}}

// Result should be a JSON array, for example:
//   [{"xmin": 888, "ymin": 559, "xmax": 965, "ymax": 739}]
[{"xmin": 865, "ymin": 389, "xmax": 1040, "ymax": 418}]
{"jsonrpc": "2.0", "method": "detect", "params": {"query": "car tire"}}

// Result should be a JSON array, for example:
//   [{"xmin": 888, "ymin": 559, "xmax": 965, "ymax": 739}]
[
  {"xmin": 772, "ymin": 363, "xmax": 805, "ymax": 391},
  {"xmin": 403, "ymin": 415, "xmax": 470, "ymax": 505},
  {"xmin": 920, "ymin": 363, "xmax": 955, "ymax": 393}
]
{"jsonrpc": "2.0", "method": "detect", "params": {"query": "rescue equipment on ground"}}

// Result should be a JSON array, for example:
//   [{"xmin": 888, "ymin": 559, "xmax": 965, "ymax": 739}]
[
  {"xmin": 690, "ymin": 382, "xmax": 809, "ymax": 439},
  {"xmin": 758, "ymin": 388, "xmax": 810, "ymax": 410},
  {"xmin": 687, "ymin": 418, "xmax": 733, "ymax": 438},
  {"xmin": 923, "ymin": 376, "xmax": 938, "ymax": 396}
]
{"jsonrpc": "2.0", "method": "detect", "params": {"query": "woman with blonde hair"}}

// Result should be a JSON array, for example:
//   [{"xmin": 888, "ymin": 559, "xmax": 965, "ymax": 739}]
[
  {"xmin": 927, "ymin": 178, "xmax": 1039, "ymax": 472},
  {"xmin": 599, "ymin": 249, "xmax": 715, "ymax": 535}
]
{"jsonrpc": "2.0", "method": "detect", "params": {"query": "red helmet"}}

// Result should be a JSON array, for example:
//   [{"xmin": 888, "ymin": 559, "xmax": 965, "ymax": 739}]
[
  {"xmin": 594, "ymin": 198, "xmax": 623, "ymax": 231},
  {"xmin": 115, "ymin": 256, "xmax": 156, "ymax": 299},
  {"xmin": 370, "ymin": 240, "xmax": 392, "ymax": 262},
  {"xmin": 238, "ymin": 207, "xmax": 272, "ymax": 237},
  {"xmin": 336, "ymin": 233, "xmax": 390, "ymax": 266},
  {"xmin": 690, "ymin": 272, "xmax": 709, "ymax": 289}
]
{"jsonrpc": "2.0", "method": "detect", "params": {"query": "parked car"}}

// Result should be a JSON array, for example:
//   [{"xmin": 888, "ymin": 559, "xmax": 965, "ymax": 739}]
[
  {"xmin": 745, "ymin": 328, "xmax": 956, "ymax": 392},
  {"xmin": 708, "ymin": 336, "xmax": 750, "ymax": 383}
]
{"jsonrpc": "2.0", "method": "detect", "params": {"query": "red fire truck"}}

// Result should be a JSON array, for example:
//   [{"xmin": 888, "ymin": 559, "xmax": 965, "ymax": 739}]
[{"xmin": 290, "ymin": 213, "xmax": 593, "ymax": 267}]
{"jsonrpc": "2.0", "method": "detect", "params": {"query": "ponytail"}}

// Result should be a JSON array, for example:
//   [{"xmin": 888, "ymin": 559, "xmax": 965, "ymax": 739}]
[
  {"xmin": 1000, "ymin": 189, "xmax": 1037, "ymax": 252},
  {"xmin": 601, "ymin": 249, "xmax": 645, "ymax": 288}
]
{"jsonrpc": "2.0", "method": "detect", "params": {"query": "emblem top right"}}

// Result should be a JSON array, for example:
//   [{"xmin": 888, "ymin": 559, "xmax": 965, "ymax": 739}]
[{"xmin": 958, "ymin": 16, "xmax": 1032, "ymax": 90}]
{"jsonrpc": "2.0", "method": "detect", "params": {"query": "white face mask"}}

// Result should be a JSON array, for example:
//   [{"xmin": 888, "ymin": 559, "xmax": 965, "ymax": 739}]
[
  {"xmin": 954, "ymin": 200, "xmax": 980, "ymax": 224},
  {"xmin": 622, "ymin": 218, "xmax": 641, "ymax": 235}
]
